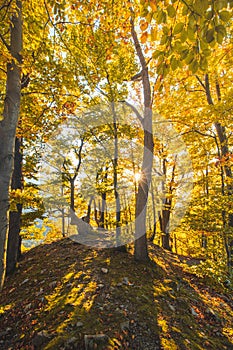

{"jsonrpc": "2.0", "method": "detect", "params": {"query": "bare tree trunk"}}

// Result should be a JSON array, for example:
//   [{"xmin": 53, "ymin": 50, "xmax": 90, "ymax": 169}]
[
  {"xmin": 7, "ymin": 137, "xmax": 23, "ymax": 275},
  {"xmin": 149, "ymin": 180, "xmax": 157, "ymax": 242},
  {"xmin": 70, "ymin": 179, "xmax": 75, "ymax": 212},
  {"xmin": 85, "ymin": 195, "xmax": 94, "ymax": 224},
  {"xmin": 99, "ymin": 167, "xmax": 108, "ymax": 228},
  {"xmin": 0, "ymin": 0, "xmax": 22, "ymax": 290},
  {"xmin": 111, "ymin": 102, "xmax": 122, "ymax": 247},
  {"xmin": 160, "ymin": 159, "xmax": 176, "ymax": 251},
  {"xmin": 130, "ymin": 15, "xmax": 154, "ymax": 261}
]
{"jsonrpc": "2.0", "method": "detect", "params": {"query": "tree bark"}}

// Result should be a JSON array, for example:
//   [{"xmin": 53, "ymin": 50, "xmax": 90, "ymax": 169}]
[
  {"xmin": 7, "ymin": 137, "xmax": 23, "ymax": 275},
  {"xmin": 0, "ymin": 0, "xmax": 22, "ymax": 290}
]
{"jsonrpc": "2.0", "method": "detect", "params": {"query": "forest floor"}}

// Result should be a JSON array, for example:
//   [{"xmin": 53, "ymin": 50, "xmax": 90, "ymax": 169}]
[{"xmin": 0, "ymin": 238, "xmax": 233, "ymax": 350}]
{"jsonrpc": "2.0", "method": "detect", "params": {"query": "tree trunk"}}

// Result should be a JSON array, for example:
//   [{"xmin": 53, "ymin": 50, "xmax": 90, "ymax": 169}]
[
  {"xmin": 134, "ymin": 111, "xmax": 154, "ymax": 261},
  {"xmin": 99, "ymin": 167, "xmax": 108, "ymax": 228},
  {"xmin": 70, "ymin": 178, "xmax": 75, "ymax": 212},
  {"xmin": 85, "ymin": 196, "xmax": 94, "ymax": 224},
  {"xmin": 0, "ymin": 0, "xmax": 22, "ymax": 290},
  {"xmin": 161, "ymin": 204, "xmax": 172, "ymax": 251},
  {"xmin": 7, "ymin": 137, "xmax": 23, "ymax": 275},
  {"xmin": 130, "ymin": 16, "xmax": 154, "ymax": 262},
  {"xmin": 111, "ymin": 102, "xmax": 122, "ymax": 247},
  {"xmin": 149, "ymin": 180, "xmax": 157, "ymax": 242}
]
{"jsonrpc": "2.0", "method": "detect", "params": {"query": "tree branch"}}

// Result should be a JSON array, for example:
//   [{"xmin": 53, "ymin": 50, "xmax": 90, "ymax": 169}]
[
  {"xmin": 120, "ymin": 100, "xmax": 143, "ymax": 125},
  {"xmin": 0, "ymin": 32, "xmax": 10, "ymax": 51}
]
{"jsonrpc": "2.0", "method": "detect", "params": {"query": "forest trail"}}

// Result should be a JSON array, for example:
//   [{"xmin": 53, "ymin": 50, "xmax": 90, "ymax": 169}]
[{"xmin": 0, "ymin": 238, "xmax": 233, "ymax": 350}]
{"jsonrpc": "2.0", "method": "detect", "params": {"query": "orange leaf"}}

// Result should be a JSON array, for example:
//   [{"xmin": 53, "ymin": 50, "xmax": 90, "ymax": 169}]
[
  {"xmin": 141, "ymin": 31, "xmax": 148, "ymax": 44},
  {"xmin": 150, "ymin": 0, "xmax": 157, "ymax": 12},
  {"xmin": 140, "ymin": 20, "xmax": 149, "ymax": 32}
]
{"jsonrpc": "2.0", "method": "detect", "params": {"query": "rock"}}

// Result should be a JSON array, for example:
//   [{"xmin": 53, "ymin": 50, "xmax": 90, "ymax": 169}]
[
  {"xmin": 25, "ymin": 303, "xmax": 32, "ymax": 311},
  {"xmin": 167, "ymin": 303, "xmax": 176, "ymax": 312},
  {"xmin": 84, "ymin": 334, "xmax": 110, "ymax": 350},
  {"xmin": 123, "ymin": 277, "xmax": 133, "ymax": 286},
  {"xmin": 120, "ymin": 321, "xmax": 130, "ymax": 331},
  {"xmin": 101, "ymin": 268, "xmax": 108, "ymax": 274},
  {"xmin": 49, "ymin": 281, "xmax": 57, "ymax": 288},
  {"xmin": 97, "ymin": 284, "xmax": 105, "ymax": 290},
  {"xmin": 66, "ymin": 336, "xmax": 78, "ymax": 346},
  {"xmin": 190, "ymin": 307, "xmax": 198, "ymax": 316},
  {"xmin": 21, "ymin": 278, "xmax": 29, "ymax": 285},
  {"xmin": 76, "ymin": 322, "xmax": 84, "ymax": 328},
  {"xmin": 116, "ymin": 283, "xmax": 122, "ymax": 287},
  {"xmin": 32, "ymin": 331, "xmax": 50, "ymax": 349}
]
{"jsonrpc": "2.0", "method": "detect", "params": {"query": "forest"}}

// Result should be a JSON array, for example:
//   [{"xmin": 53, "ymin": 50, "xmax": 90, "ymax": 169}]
[{"xmin": 0, "ymin": 0, "xmax": 233, "ymax": 349}]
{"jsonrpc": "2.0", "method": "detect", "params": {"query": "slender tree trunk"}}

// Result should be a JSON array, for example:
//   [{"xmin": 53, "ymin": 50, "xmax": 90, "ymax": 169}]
[
  {"xmin": 7, "ymin": 137, "xmax": 23, "ymax": 275},
  {"xmin": 111, "ymin": 102, "xmax": 122, "ymax": 247},
  {"xmin": 130, "ymin": 15, "xmax": 154, "ymax": 261},
  {"xmin": 94, "ymin": 199, "xmax": 100, "ymax": 227},
  {"xmin": 70, "ymin": 179, "xmax": 75, "ymax": 212},
  {"xmin": 149, "ymin": 180, "xmax": 157, "ymax": 242},
  {"xmin": 61, "ymin": 185, "xmax": 66, "ymax": 237},
  {"xmin": 0, "ymin": 0, "xmax": 22, "ymax": 290},
  {"xmin": 85, "ymin": 195, "xmax": 94, "ymax": 224},
  {"xmin": 160, "ymin": 159, "xmax": 176, "ymax": 251},
  {"xmin": 161, "ymin": 203, "xmax": 172, "ymax": 250},
  {"xmin": 99, "ymin": 167, "xmax": 108, "ymax": 228}
]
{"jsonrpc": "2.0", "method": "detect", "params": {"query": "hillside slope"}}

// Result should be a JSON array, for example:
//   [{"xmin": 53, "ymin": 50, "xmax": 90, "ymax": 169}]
[{"xmin": 0, "ymin": 238, "xmax": 233, "ymax": 349}]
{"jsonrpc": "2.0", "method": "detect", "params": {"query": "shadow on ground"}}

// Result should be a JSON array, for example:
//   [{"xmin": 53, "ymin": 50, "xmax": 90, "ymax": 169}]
[{"xmin": 0, "ymin": 238, "xmax": 233, "ymax": 349}]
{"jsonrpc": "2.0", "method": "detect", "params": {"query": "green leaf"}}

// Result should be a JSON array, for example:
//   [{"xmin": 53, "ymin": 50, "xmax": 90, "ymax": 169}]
[
  {"xmin": 187, "ymin": 27, "xmax": 196, "ymax": 41},
  {"xmin": 206, "ymin": 28, "xmax": 215, "ymax": 43},
  {"xmin": 185, "ymin": 52, "xmax": 195, "ymax": 64},
  {"xmin": 180, "ymin": 49, "xmax": 189, "ymax": 60},
  {"xmin": 215, "ymin": 25, "xmax": 227, "ymax": 36},
  {"xmin": 190, "ymin": 59, "xmax": 199, "ymax": 74},
  {"xmin": 193, "ymin": 0, "xmax": 209, "ymax": 14},
  {"xmin": 205, "ymin": 10, "xmax": 214, "ymax": 20},
  {"xmin": 180, "ymin": 30, "xmax": 188, "ymax": 42},
  {"xmin": 163, "ymin": 26, "xmax": 170, "ymax": 35},
  {"xmin": 157, "ymin": 10, "xmax": 166, "ymax": 24},
  {"xmin": 217, "ymin": 31, "xmax": 224, "ymax": 44},
  {"xmin": 160, "ymin": 34, "xmax": 168, "ymax": 45},
  {"xmin": 170, "ymin": 56, "xmax": 178, "ymax": 70},
  {"xmin": 182, "ymin": 4, "xmax": 189, "ymax": 15},
  {"xmin": 219, "ymin": 10, "xmax": 231, "ymax": 22},
  {"xmin": 173, "ymin": 22, "xmax": 185, "ymax": 35},
  {"xmin": 173, "ymin": 40, "xmax": 184, "ymax": 52},
  {"xmin": 200, "ymin": 56, "xmax": 208, "ymax": 71},
  {"xmin": 167, "ymin": 5, "xmax": 176, "ymax": 18},
  {"xmin": 202, "ymin": 48, "xmax": 212, "ymax": 56},
  {"xmin": 215, "ymin": 0, "xmax": 228, "ymax": 11},
  {"xmin": 152, "ymin": 50, "xmax": 163, "ymax": 59}
]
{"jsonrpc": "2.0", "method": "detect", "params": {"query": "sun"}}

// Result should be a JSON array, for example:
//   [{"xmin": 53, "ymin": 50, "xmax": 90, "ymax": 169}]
[{"xmin": 134, "ymin": 172, "xmax": 141, "ymax": 182}]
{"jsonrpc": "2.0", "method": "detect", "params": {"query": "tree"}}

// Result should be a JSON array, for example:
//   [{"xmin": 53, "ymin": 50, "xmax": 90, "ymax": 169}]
[
  {"xmin": 129, "ymin": 11, "xmax": 154, "ymax": 261},
  {"xmin": 0, "ymin": 0, "xmax": 22, "ymax": 290}
]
